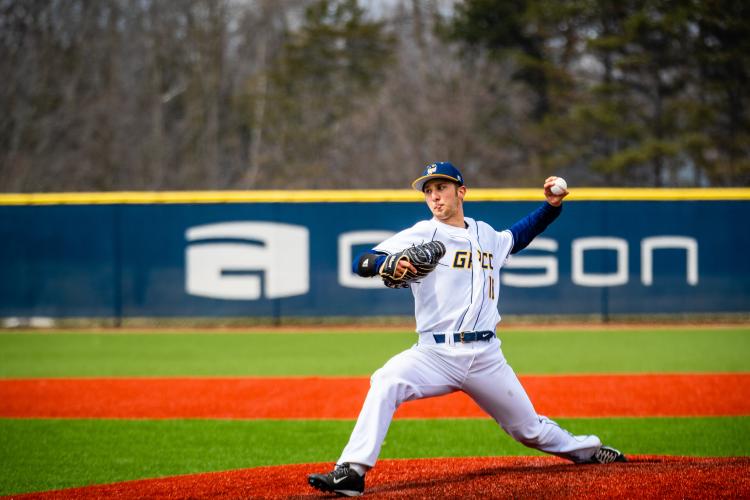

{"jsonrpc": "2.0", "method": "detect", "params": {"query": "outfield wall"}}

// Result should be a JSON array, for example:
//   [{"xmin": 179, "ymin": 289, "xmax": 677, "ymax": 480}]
[{"xmin": 1, "ymin": 189, "xmax": 749, "ymax": 321}]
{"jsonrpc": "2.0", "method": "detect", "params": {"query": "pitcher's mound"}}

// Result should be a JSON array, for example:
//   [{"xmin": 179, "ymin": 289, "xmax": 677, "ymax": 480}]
[{"xmin": 11, "ymin": 456, "xmax": 750, "ymax": 499}]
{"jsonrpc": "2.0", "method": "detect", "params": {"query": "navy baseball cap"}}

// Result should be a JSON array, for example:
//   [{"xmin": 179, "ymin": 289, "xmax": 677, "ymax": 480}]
[{"xmin": 411, "ymin": 162, "xmax": 464, "ymax": 191}]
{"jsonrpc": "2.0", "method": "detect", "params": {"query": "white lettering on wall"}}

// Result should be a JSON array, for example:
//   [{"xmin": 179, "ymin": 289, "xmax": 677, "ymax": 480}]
[
  {"xmin": 572, "ymin": 237, "xmax": 629, "ymax": 287},
  {"xmin": 641, "ymin": 236, "xmax": 699, "ymax": 286},
  {"xmin": 338, "ymin": 230, "xmax": 395, "ymax": 288},
  {"xmin": 502, "ymin": 238, "xmax": 558, "ymax": 287},
  {"xmin": 185, "ymin": 222, "xmax": 309, "ymax": 300}
]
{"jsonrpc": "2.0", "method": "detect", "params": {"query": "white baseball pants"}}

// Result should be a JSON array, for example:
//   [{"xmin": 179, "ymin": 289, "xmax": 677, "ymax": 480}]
[{"xmin": 338, "ymin": 336, "xmax": 601, "ymax": 468}]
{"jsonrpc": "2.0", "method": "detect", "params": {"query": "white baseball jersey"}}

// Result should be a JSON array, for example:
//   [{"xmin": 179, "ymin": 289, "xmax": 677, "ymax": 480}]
[
  {"xmin": 338, "ymin": 214, "xmax": 604, "ymax": 469},
  {"xmin": 374, "ymin": 216, "xmax": 514, "ymax": 335}
]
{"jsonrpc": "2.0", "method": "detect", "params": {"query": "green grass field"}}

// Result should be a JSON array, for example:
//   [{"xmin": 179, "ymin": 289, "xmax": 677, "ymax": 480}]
[
  {"xmin": 0, "ymin": 326, "xmax": 749, "ymax": 495},
  {"xmin": 2, "ymin": 327, "xmax": 749, "ymax": 377}
]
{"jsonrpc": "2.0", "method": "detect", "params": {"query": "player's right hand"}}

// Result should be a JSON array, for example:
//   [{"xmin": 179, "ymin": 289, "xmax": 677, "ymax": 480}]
[
  {"xmin": 543, "ymin": 176, "xmax": 568, "ymax": 207},
  {"xmin": 378, "ymin": 254, "xmax": 416, "ymax": 280},
  {"xmin": 396, "ymin": 259, "xmax": 417, "ymax": 277}
]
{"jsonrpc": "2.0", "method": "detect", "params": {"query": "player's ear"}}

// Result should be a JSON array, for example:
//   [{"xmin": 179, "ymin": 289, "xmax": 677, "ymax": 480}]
[{"xmin": 457, "ymin": 185, "xmax": 467, "ymax": 201}]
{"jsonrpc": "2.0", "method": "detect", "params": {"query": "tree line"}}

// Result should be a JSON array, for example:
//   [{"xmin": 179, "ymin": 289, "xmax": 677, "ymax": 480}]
[{"xmin": 1, "ymin": 0, "xmax": 747, "ymax": 191}]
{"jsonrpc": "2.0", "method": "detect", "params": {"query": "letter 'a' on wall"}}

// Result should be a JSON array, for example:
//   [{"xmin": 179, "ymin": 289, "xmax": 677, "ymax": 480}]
[
  {"xmin": 502, "ymin": 237, "xmax": 559, "ymax": 287},
  {"xmin": 338, "ymin": 230, "xmax": 396, "ymax": 288},
  {"xmin": 185, "ymin": 222, "xmax": 309, "ymax": 300},
  {"xmin": 572, "ymin": 237, "xmax": 629, "ymax": 287}
]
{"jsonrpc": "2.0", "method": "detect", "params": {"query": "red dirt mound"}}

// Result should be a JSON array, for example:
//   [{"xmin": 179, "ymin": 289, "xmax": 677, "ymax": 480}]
[{"xmin": 7, "ymin": 456, "xmax": 749, "ymax": 500}]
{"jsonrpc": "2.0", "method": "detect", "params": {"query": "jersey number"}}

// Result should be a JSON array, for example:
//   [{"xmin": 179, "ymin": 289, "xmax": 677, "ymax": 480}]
[{"xmin": 488, "ymin": 275, "xmax": 495, "ymax": 300}]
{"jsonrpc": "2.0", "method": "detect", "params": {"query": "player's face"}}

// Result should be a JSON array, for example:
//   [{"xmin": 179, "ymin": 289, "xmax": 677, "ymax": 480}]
[{"xmin": 423, "ymin": 179, "xmax": 465, "ymax": 225}]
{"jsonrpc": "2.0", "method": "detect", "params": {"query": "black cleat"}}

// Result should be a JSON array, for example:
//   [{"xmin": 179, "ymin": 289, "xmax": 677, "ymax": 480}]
[
  {"xmin": 308, "ymin": 463, "xmax": 365, "ymax": 497},
  {"xmin": 586, "ymin": 445, "xmax": 627, "ymax": 464}
]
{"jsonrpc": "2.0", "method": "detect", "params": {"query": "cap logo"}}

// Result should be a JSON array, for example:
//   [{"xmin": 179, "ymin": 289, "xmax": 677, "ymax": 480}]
[{"xmin": 427, "ymin": 165, "xmax": 437, "ymax": 174}]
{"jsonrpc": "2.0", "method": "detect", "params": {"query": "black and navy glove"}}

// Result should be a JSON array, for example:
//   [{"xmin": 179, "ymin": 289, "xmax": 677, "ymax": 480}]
[{"xmin": 378, "ymin": 241, "xmax": 446, "ymax": 288}]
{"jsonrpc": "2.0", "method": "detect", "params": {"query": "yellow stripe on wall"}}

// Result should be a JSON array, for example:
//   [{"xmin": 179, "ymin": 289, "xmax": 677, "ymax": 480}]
[{"xmin": 0, "ymin": 188, "xmax": 748, "ymax": 205}]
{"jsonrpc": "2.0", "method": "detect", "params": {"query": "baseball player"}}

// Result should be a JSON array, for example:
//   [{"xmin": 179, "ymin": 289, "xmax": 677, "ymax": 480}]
[{"xmin": 308, "ymin": 162, "xmax": 626, "ymax": 497}]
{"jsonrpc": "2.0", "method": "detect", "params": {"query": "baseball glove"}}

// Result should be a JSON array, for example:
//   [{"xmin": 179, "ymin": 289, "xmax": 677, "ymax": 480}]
[{"xmin": 379, "ymin": 241, "xmax": 446, "ymax": 288}]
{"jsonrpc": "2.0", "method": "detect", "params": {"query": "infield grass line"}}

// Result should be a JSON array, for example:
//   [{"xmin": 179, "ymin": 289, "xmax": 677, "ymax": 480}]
[
  {"xmin": 0, "ymin": 416, "xmax": 748, "ymax": 496},
  {"xmin": 1, "ymin": 327, "xmax": 748, "ymax": 377}
]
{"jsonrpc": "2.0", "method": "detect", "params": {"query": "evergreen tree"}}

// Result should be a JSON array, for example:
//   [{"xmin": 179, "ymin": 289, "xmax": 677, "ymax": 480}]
[
  {"xmin": 262, "ymin": 0, "xmax": 395, "ymax": 187},
  {"xmin": 449, "ymin": 0, "xmax": 553, "ymax": 122},
  {"xmin": 449, "ymin": 0, "xmax": 750, "ymax": 186},
  {"xmin": 688, "ymin": 0, "xmax": 750, "ymax": 185}
]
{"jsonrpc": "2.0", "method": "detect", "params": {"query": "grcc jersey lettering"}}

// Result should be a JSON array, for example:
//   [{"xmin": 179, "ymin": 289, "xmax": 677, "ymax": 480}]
[{"xmin": 184, "ymin": 224, "xmax": 698, "ymax": 301}]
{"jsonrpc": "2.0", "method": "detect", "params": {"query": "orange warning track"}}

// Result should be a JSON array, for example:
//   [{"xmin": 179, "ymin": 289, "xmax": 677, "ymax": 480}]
[
  {"xmin": 7, "ymin": 456, "xmax": 750, "ymax": 500},
  {"xmin": 1, "ymin": 373, "xmax": 748, "ymax": 418}
]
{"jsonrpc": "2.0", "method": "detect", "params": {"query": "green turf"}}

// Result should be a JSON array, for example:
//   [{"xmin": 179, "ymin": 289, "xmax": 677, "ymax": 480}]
[
  {"xmin": 1, "ymin": 326, "xmax": 748, "ymax": 495},
  {"xmin": 1, "ymin": 327, "xmax": 748, "ymax": 377},
  {"xmin": 1, "ymin": 416, "xmax": 748, "ymax": 495}
]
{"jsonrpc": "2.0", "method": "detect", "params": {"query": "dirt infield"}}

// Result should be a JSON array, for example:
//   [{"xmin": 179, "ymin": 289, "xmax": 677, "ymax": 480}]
[
  {"xmin": 6, "ymin": 456, "xmax": 749, "ymax": 499},
  {"xmin": 2, "ymin": 373, "xmax": 748, "ymax": 418}
]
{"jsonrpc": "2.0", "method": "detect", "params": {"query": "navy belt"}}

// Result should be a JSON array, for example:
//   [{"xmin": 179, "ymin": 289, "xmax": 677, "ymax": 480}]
[{"xmin": 432, "ymin": 330, "xmax": 495, "ymax": 344}]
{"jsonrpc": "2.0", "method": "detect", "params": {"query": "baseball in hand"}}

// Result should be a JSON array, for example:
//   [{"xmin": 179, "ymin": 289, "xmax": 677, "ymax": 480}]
[{"xmin": 550, "ymin": 177, "xmax": 567, "ymax": 195}]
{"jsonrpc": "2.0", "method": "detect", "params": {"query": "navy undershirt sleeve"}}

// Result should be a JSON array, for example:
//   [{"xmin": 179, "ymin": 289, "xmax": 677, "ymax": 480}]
[
  {"xmin": 352, "ymin": 250, "xmax": 387, "ymax": 276},
  {"xmin": 509, "ymin": 202, "xmax": 562, "ymax": 254}
]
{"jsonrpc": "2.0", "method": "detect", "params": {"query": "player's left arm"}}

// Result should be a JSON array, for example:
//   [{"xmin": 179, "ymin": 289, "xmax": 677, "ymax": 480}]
[
  {"xmin": 353, "ymin": 250, "xmax": 388, "ymax": 277},
  {"xmin": 509, "ymin": 177, "xmax": 569, "ymax": 254},
  {"xmin": 352, "ymin": 223, "xmax": 435, "ymax": 278},
  {"xmin": 353, "ymin": 250, "xmax": 417, "ymax": 278}
]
